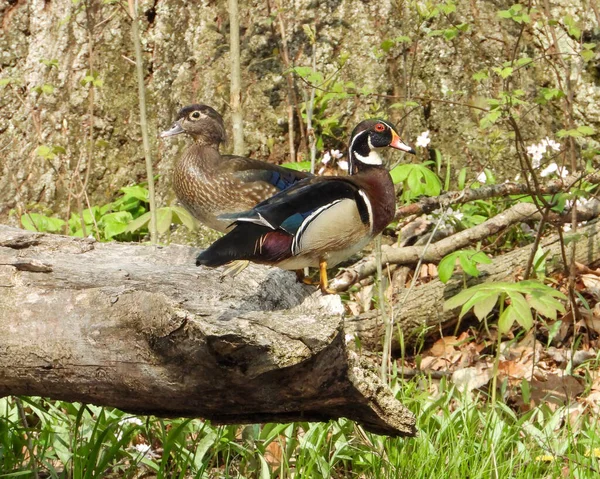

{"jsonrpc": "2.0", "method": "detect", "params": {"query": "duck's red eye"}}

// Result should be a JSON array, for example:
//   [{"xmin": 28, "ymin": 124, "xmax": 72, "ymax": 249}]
[{"xmin": 375, "ymin": 123, "xmax": 385, "ymax": 132}]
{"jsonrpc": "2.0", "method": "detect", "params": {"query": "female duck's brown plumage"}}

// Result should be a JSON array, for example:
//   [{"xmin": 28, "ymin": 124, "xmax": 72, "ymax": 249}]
[
  {"xmin": 196, "ymin": 119, "xmax": 415, "ymax": 292},
  {"xmin": 160, "ymin": 104, "xmax": 310, "ymax": 233}
]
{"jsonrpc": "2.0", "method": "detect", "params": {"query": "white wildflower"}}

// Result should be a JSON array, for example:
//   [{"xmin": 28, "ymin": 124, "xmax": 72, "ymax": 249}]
[
  {"xmin": 135, "ymin": 444, "xmax": 151, "ymax": 454},
  {"xmin": 119, "ymin": 417, "xmax": 143, "ymax": 426},
  {"xmin": 540, "ymin": 162, "xmax": 558, "ymax": 177},
  {"xmin": 133, "ymin": 443, "xmax": 159, "ymax": 458},
  {"xmin": 318, "ymin": 166, "xmax": 326, "ymax": 175},
  {"xmin": 566, "ymin": 197, "xmax": 592, "ymax": 209},
  {"xmin": 345, "ymin": 333, "xmax": 354, "ymax": 344},
  {"xmin": 541, "ymin": 162, "xmax": 569, "ymax": 178},
  {"xmin": 338, "ymin": 159, "xmax": 349, "ymax": 172},
  {"xmin": 330, "ymin": 149, "xmax": 343, "ymax": 159},
  {"xmin": 448, "ymin": 208, "xmax": 464, "ymax": 221},
  {"xmin": 477, "ymin": 171, "xmax": 487, "ymax": 183},
  {"xmin": 415, "ymin": 130, "xmax": 431, "ymax": 148},
  {"xmin": 321, "ymin": 151, "xmax": 331, "ymax": 164},
  {"xmin": 526, "ymin": 144, "xmax": 544, "ymax": 168},
  {"xmin": 541, "ymin": 137, "xmax": 561, "ymax": 151},
  {"xmin": 563, "ymin": 224, "xmax": 572, "ymax": 233}
]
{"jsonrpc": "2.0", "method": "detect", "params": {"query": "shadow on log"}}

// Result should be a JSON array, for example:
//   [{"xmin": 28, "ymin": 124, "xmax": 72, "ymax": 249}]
[{"xmin": 0, "ymin": 225, "xmax": 416, "ymax": 437}]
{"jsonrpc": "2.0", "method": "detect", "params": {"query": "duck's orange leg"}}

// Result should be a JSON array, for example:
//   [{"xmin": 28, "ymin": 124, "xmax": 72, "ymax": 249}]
[{"xmin": 319, "ymin": 260, "xmax": 336, "ymax": 294}]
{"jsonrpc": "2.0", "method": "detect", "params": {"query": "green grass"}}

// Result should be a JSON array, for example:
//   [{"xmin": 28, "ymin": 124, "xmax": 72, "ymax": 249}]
[{"xmin": 1, "ymin": 375, "xmax": 599, "ymax": 478}]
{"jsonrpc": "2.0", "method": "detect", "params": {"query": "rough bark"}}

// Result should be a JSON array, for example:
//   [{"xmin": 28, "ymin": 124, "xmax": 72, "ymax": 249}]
[
  {"xmin": 344, "ymin": 219, "xmax": 600, "ymax": 351},
  {"xmin": 1, "ymin": 0, "xmax": 597, "ymax": 233},
  {"xmin": 0, "ymin": 225, "xmax": 416, "ymax": 437}
]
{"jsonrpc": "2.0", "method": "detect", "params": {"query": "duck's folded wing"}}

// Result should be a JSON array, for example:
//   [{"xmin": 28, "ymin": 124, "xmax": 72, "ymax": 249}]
[
  {"xmin": 201, "ymin": 178, "xmax": 367, "ymax": 268},
  {"xmin": 222, "ymin": 177, "xmax": 362, "ymax": 232},
  {"xmin": 220, "ymin": 156, "xmax": 311, "ymax": 191}
]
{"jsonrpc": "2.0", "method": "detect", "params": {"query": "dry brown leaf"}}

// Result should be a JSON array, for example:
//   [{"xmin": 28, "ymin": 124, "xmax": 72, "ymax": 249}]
[
  {"xmin": 451, "ymin": 363, "xmax": 493, "ymax": 392},
  {"xmin": 498, "ymin": 359, "xmax": 533, "ymax": 381},
  {"xmin": 264, "ymin": 439, "xmax": 284, "ymax": 468},
  {"xmin": 528, "ymin": 374, "xmax": 584, "ymax": 406},
  {"xmin": 582, "ymin": 274, "xmax": 600, "ymax": 301},
  {"xmin": 430, "ymin": 336, "xmax": 458, "ymax": 357}
]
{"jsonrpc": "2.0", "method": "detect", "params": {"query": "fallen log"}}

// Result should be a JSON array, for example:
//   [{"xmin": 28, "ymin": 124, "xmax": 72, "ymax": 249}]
[{"xmin": 0, "ymin": 225, "xmax": 416, "ymax": 437}]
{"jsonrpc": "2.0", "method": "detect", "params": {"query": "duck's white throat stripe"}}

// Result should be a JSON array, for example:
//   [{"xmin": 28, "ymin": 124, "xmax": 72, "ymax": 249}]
[{"xmin": 354, "ymin": 149, "xmax": 383, "ymax": 165}]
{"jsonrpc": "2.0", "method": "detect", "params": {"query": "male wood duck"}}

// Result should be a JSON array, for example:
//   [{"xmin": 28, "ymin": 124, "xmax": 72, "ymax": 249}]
[
  {"xmin": 160, "ymin": 104, "xmax": 310, "ymax": 233},
  {"xmin": 196, "ymin": 119, "xmax": 416, "ymax": 293}
]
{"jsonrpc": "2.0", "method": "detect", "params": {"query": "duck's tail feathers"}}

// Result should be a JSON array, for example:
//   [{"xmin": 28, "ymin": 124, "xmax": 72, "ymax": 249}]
[{"xmin": 196, "ymin": 223, "xmax": 292, "ymax": 267}]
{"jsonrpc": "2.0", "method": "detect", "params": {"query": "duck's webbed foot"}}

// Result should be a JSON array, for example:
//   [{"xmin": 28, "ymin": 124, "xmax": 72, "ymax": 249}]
[{"xmin": 219, "ymin": 260, "xmax": 250, "ymax": 280}]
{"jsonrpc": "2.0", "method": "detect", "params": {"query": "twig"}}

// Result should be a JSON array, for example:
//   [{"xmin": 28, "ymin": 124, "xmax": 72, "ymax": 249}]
[
  {"xmin": 377, "ymin": 235, "xmax": 391, "ymax": 382},
  {"xmin": 331, "ymin": 199, "xmax": 600, "ymax": 292},
  {"xmin": 273, "ymin": 1, "xmax": 297, "ymax": 162},
  {"xmin": 128, "ymin": 0, "xmax": 157, "ymax": 244},
  {"xmin": 228, "ymin": 0, "xmax": 244, "ymax": 155},
  {"xmin": 394, "ymin": 173, "xmax": 600, "ymax": 221}
]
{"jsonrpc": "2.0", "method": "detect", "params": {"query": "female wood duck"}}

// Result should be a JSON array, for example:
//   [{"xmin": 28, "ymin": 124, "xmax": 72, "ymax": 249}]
[
  {"xmin": 160, "ymin": 104, "xmax": 310, "ymax": 233},
  {"xmin": 196, "ymin": 119, "xmax": 416, "ymax": 293}
]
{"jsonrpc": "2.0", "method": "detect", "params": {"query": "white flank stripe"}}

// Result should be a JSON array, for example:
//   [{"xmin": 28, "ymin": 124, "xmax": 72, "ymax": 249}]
[
  {"xmin": 292, "ymin": 200, "xmax": 342, "ymax": 256},
  {"xmin": 358, "ymin": 190, "xmax": 374, "ymax": 234},
  {"xmin": 235, "ymin": 212, "xmax": 275, "ymax": 229}
]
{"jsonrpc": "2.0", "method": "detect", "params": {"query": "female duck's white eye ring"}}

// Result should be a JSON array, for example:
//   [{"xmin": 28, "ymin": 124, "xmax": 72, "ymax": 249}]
[{"xmin": 190, "ymin": 111, "xmax": 201, "ymax": 120}]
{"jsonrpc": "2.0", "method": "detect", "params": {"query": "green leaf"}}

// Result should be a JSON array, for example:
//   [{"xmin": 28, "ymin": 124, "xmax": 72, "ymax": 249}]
[
  {"xmin": 120, "ymin": 185, "xmax": 149, "ymax": 202},
  {"xmin": 125, "ymin": 211, "xmax": 151, "ymax": 233},
  {"xmin": 459, "ymin": 290, "xmax": 499, "ymax": 320},
  {"xmin": 577, "ymin": 125, "xmax": 595, "ymax": 136},
  {"xmin": 497, "ymin": 10, "xmax": 512, "ymax": 18},
  {"xmin": 438, "ymin": 253, "xmax": 459, "ymax": 283},
  {"xmin": 156, "ymin": 207, "xmax": 173, "ymax": 235},
  {"xmin": 471, "ymin": 251, "xmax": 492, "ymax": 265},
  {"xmin": 281, "ymin": 161, "xmax": 312, "ymax": 172},
  {"xmin": 171, "ymin": 206, "xmax": 196, "ymax": 231},
  {"xmin": 473, "ymin": 292, "xmax": 498, "ymax": 320},
  {"xmin": 101, "ymin": 211, "xmax": 133, "ymax": 239},
  {"xmin": 582, "ymin": 49, "xmax": 595, "ymax": 62},
  {"xmin": 515, "ymin": 57, "xmax": 532, "ymax": 67},
  {"xmin": 444, "ymin": 283, "xmax": 490, "ymax": 311},
  {"xmin": 498, "ymin": 304, "xmax": 515, "ymax": 334},
  {"xmin": 459, "ymin": 253, "xmax": 480, "ymax": 278},
  {"xmin": 509, "ymin": 292, "xmax": 534, "ymax": 330},
  {"xmin": 472, "ymin": 70, "xmax": 488, "ymax": 81},
  {"xmin": 380, "ymin": 39, "xmax": 396, "ymax": 53},
  {"xmin": 21, "ymin": 213, "xmax": 65, "ymax": 233},
  {"xmin": 36, "ymin": 145, "xmax": 54, "ymax": 160},
  {"xmin": 458, "ymin": 167, "xmax": 467, "ymax": 189},
  {"xmin": 480, "ymin": 110, "xmax": 501, "ymax": 129},
  {"xmin": 392, "ymin": 164, "xmax": 442, "ymax": 198},
  {"xmin": 82, "ymin": 206, "xmax": 99, "ymax": 225},
  {"xmin": 527, "ymin": 291, "xmax": 566, "ymax": 320}
]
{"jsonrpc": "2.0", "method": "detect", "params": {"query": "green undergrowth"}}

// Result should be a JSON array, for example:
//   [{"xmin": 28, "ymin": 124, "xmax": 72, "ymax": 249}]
[{"xmin": 2, "ymin": 375, "xmax": 599, "ymax": 478}]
